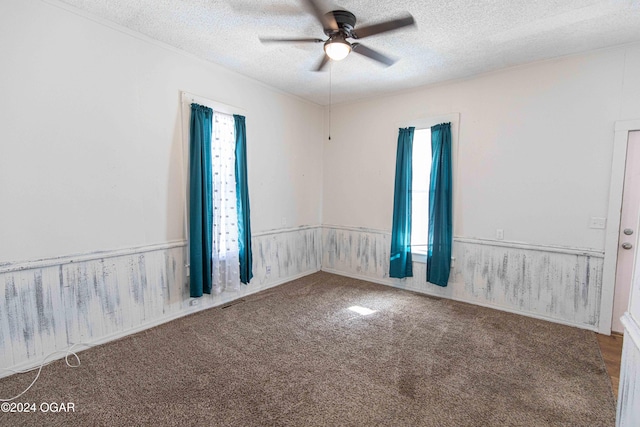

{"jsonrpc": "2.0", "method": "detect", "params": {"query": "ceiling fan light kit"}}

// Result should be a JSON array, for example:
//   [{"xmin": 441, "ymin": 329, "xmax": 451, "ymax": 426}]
[
  {"xmin": 259, "ymin": 0, "xmax": 415, "ymax": 71},
  {"xmin": 324, "ymin": 37, "xmax": 351, "ymax": 61}
]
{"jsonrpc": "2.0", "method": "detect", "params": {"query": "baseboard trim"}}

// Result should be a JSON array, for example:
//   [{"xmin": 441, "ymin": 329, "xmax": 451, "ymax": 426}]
[
  {"xmin": 320, "ymin": 267, "xmax": 598, "ymax": 332},
  {"xmin": 0, "ymin": 268, "xmax": 319, "ymax": 379}
]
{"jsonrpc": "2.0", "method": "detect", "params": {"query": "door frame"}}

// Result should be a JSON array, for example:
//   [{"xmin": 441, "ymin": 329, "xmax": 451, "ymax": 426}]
[{"xmin": 601, "ymin": 119, "xmax": 640, "ymax": 334}]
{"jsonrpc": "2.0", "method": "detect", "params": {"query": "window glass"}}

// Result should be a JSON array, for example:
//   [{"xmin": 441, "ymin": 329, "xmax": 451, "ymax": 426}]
[{"xmin": 411, "ymin": 128, "xmax": 431, "ymax": 253}]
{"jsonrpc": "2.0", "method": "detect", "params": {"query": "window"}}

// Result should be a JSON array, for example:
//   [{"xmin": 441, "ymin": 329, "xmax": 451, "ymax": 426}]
[
  {"xmin": 211, "ymin": 111, "xmax": 238, "ymax": 256},
  {"xmin": 411, "ymin": 128, "xmax": 431, "ymax": 255},
  {"xmin": 390, "ymin": 114, "xmax": 457, "ymax": 275},
  {"xmin": 182, "ymin": 92, "xmax": 253, "ymax": 296}
]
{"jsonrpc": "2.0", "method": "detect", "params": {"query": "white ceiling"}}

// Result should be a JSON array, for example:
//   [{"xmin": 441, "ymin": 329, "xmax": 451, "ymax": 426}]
[{"xmin": 56, "ymin": 0, "xmax": 640, "ymax": 105}]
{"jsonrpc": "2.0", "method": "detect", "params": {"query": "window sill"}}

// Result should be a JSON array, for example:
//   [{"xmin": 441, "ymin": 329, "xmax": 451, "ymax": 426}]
[
  {"xmin": 411, "ymin": 252, "xmax": 456, "ymax": 268},
  {"xmin": 412, "ymin": 251, "xmax": 427, "ymax": 264}
]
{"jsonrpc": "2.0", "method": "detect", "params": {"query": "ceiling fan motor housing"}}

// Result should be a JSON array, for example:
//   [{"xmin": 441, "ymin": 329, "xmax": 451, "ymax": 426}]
[{"xmin": 325, "ymin": 10, "xmax": 356, "ymax": 37}]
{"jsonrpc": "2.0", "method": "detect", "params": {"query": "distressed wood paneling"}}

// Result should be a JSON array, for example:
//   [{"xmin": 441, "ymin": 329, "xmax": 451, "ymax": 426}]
[
  {"xmin": 616, "ymin": 314, "xmax": 640, "ymax": 426},
  {"xmin": 323, "ymin": 227, "xmax": 390, "ymax": 278},
  {"xmin": 322, "ymin": 226, "xmax": 604, "ymax": 330},
  {"xmin": 252, "ymin": 226, "xmax": 322, "ymax": 286},
  {"xmin": 1, "ymin": 227, "xmax": 321, "ymax": 374},
  {"xmin": 0, "ymin": 246, "xmax": 187, "ymax": 372},
  {"xmin": 5, "ymin": 224, "xmax": 602, "ymax": 372}
]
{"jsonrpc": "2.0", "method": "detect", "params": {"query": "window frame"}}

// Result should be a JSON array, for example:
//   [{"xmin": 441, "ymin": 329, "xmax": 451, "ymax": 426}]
[
  {"xmin": 397, "ymin": 113, "xmax": 460, "ymax": 265},
  {"xmin": 180, "ymin": 91, "xmax": 247, "ymax": 276}
]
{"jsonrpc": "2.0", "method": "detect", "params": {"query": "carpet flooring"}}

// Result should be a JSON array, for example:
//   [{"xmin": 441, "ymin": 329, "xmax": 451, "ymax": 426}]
[{"xmin": 0, "ymin": 272, "xmax": 616, "ymax": 426}]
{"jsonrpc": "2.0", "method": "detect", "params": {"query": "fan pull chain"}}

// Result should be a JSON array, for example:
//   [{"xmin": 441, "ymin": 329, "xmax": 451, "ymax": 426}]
[{"xmin": 328, "ymin": 60, "xmax": 332, "ymax": 141}]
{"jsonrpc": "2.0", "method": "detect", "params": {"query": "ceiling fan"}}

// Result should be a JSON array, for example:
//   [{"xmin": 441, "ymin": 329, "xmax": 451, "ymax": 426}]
[{"xmin": 259, "ymin": 0, "xmax": 415, "ymax": 71}]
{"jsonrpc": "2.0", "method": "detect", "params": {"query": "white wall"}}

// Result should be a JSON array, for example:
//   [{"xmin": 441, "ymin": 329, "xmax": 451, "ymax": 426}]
[
  {"xmin": 0, "ymin": 0, "xmax": 324, "ymax": 264},
  {"xmin": 323, "ymin": 43, "xmax": 640, "ymax": 251}
]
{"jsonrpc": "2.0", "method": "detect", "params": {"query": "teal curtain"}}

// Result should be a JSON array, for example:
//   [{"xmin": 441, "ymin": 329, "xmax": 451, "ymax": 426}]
[
  {"xmin": 234, "ymin": 114, "xmax": 253, "ymax": 284},
  {"xmin": 389, "ymin": 127, "xmax": 414, "ymax": 278},
  {"xmin": 189, "ymin": 104, "xmax": 213, "ymax": 297},
  {"xmin": 427, "ymin": 122, "xmax": 453, "ymax": 287}
]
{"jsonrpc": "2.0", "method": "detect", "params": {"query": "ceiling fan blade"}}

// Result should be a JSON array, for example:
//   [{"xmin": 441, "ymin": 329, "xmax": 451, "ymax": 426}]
[
  {"xmin": 352, "ymin": 15, "xmax": 415, "ymax": 39},
  {"xmin": 301, "ymin": 0, "xmax": 338, "ymax": 31},
  {"xmin": 314, "ymin": 54, "xmax": 330, "ymax": 71},
  {"xmin": 352, "ymin": 43, "xmax": 395, "ymax": 66},
  {"xmin": 260, "ymin": 37, "xmax": 324, "ymax": 44}
]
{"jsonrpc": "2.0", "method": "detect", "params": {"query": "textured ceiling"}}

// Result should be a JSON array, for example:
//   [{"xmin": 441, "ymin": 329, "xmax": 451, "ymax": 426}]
[{"xmin": 56, "ymin": 0, "xmax": 640, "ymax": 105}]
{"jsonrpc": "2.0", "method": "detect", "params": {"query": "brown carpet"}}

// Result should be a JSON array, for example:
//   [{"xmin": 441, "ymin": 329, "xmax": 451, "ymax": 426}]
[{"xmin": 0, "ymin": 272, "xmax": 615, "ymax": 426}]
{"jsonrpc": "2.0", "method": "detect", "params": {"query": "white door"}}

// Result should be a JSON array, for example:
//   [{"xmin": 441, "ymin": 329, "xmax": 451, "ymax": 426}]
[{"xmin": 613, "ymin": 131, "xmax": 640, "ymax": 333}]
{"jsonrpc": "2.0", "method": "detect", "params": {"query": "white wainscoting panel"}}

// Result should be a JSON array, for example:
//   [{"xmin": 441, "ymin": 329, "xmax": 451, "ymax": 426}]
[
  {"xmin": 322, "ymin": 226, "xmax": 604, "ymax": 330},
  {"xmin": 252, "ymin": 226, "xmax": 321, "ymax": 286},
  {"xmin": 0, "ymin": 226, "xmax": 321, "ymax": 375},
  {"xmin": 0, "ymin": 242, "xmax": 187, "ymax": 373},
  {"xmin": 616, "ymin": 314, "xmax": 640, "ymax": 426}
]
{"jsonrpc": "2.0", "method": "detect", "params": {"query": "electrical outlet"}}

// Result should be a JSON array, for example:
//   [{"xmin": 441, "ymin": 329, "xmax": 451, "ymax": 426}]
[
  {"xmin": 189, "ymin": 299, "xmax": 199, "ymax": 307},
  {"xmin": 589, "ymin": 217, "xmax": 606, "ymax": 229},
  {"xmin": 266, "ymin": 266, "xmax": 271, "ymax": 275},
  {"xmin": 496, "ymin": 229, "xmax": 504, "ymax": 240}
]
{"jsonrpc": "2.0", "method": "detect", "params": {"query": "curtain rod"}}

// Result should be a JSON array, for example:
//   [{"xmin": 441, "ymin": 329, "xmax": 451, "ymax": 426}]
[{"xmin": 181, "ymin": 91, "xmax": 247, "ymax": 116}]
